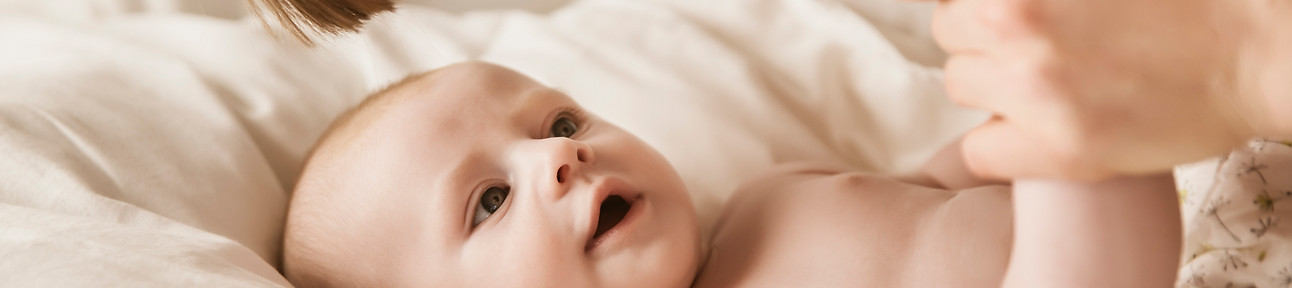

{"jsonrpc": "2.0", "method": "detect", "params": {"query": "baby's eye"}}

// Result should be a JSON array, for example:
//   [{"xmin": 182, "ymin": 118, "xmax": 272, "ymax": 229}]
[
  {"xmin": 549, "ymin": 116, "xmax": 579, "ymax": 138},
  {"xmin": 473, "ymin": 186, "xmax": 510, "ymax": 226}
]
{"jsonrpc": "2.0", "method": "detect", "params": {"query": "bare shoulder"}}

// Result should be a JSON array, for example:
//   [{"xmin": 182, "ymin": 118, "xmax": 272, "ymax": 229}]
[{"xmin": 693, "ymin": 162, "xmax": 1013, "ymax": 288}]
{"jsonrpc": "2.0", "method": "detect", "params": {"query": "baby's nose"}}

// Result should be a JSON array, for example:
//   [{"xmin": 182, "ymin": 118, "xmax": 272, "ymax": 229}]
[{"xmin": 536, "ymin": 138, "xmax": 594, "ymax": 200}]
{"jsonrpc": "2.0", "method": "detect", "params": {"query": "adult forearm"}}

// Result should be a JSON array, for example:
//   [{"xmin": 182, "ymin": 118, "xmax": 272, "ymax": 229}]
[{"xmin": 1001, "ymin": 175, "xmax": 1181, "ymax": 288}]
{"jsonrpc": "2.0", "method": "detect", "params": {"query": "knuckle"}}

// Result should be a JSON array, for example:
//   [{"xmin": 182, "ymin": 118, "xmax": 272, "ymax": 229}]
[
  {"xmin": 943, "ymin": 58, "xmax": 974, "ymax": 107},
  {"xmin": 1013, "ymin": 56, "xmax": 1070, "ymax": 102},
  {"xmin": 931, "ymin": 7, "xmax": 955, "ymax": 47},
  {"xmin": 978, "ymin": 0, "xmax": 1046, "ymax": 37}
]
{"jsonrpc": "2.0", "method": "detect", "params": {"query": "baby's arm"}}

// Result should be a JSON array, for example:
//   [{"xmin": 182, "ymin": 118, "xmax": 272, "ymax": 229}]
[{"xmin": 1002, "ymin": 175, "xmax": 1181, "ymax": 288}]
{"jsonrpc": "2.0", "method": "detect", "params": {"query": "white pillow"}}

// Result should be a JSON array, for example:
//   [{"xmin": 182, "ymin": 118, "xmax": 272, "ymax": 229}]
[{"xmin": 0, "ymin": 17, "xmax": 289, "ymax": 285}]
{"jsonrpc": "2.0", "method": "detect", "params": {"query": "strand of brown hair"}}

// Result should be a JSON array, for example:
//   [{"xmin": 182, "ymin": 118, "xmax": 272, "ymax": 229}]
[{"xmin": 246, "ymin": 0, "xmax": 396, "ymax": 46}]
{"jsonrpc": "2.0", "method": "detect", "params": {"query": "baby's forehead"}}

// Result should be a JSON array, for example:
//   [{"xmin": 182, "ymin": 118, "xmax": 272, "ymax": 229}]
[
  {"xmin": 341, "ymin": 65, "xmax": 563, "ymax": 157},
  {"xmin": 321, "ymin": 62, "xmax": 576, "ymax": 174},
  {"xmin": 386, "ymin": 66, "xmax": 545, "ymax": 112}
]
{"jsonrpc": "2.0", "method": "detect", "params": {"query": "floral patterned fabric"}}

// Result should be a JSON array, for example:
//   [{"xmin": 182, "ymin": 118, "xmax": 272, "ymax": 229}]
[{"xmin": 1176, "ymin": 139, "xmax": 1292, "ymax": 288}]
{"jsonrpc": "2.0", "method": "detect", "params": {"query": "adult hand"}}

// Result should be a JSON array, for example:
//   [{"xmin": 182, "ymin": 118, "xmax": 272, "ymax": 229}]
[{"xmin": 921, "ymin": 0, "xmax": 1292, "ymax": 180}]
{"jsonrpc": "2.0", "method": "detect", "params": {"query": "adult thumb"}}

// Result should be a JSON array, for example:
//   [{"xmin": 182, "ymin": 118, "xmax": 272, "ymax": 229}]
[{"xmin": 962, "ymin": 118, "xmax": 1067, "ymax": 180}]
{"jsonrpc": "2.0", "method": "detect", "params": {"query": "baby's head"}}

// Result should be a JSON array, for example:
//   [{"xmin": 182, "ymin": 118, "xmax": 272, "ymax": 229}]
[{"xmin": 283, "ymin": 62, "xmax": 702, "ymax": 287}]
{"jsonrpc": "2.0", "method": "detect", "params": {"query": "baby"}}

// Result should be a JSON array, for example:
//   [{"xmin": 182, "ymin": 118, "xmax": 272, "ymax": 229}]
[
  {"xmin": 282, "ymin": 61, "xmax": 1182, "ymax": 287},
  {"xmin": 284, "ymin": 61, "xmax": 702, "ymax": 287}
]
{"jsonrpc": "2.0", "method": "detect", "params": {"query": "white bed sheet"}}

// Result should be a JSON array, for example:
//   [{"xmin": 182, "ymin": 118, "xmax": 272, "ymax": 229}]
[{"xmin": 0, "ymin": 0, "xmax": 984, "ymax": 285}]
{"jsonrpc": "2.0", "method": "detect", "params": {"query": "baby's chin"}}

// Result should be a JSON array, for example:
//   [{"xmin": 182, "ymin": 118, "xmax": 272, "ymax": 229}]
[{"xmin": 579, "ymin": 187, "xmax": 700, "ymax": 286}]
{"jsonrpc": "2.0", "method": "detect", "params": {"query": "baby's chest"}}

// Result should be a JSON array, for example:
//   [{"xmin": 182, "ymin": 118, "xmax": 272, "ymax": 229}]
[{"xmin": 692, "ymin": 174, "xmax": 1012, "ymax": 287}]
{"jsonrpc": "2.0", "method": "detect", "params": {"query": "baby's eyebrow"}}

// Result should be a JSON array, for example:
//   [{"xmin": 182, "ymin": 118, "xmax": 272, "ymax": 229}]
[
  {"xmin": 511, "ymin": 88, "xmax": 562, "ymax": 116},
  {"xmin": 442, "ymin": 151, "xmax": 489, "ymax": 235}
]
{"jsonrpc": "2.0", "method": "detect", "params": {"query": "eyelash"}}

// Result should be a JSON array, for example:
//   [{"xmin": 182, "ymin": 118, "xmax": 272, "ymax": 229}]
[
  {"xmin": 549, "ymin": 107, "xmax": 586, "ymax": 137},
  {"xmin": 470, "ymin": 181, "xmax": 510, "ymax": 229}
]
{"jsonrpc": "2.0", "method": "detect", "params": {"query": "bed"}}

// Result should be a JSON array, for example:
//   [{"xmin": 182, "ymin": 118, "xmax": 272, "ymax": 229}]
[{"xmin": 0, "ymin": 0, "xmax": 1286, "ymax": 286}]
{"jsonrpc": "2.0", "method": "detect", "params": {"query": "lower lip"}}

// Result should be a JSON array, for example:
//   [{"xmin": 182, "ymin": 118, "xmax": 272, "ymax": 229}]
[{"xmin": 586, "ymin": 196, "xmax": 648, "ymax": 254}]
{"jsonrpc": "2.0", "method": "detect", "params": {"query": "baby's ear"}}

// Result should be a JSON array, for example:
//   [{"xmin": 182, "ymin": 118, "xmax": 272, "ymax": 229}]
[{"xmin": 246, "ymin": 0, "xmax": 397, "ymax": 46}]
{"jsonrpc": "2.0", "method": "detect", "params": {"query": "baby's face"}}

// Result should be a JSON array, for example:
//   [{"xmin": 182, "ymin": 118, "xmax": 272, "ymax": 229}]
[{"xmin": 312, "ymin": 62, "xmax": 701, "ymax": 287}]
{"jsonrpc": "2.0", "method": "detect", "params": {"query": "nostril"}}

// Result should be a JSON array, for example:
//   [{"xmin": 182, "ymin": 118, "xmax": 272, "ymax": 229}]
[
  {"xmin": 576, "ymin": 149, "xmax": 587, "ymax": 162},
  {"xmin": 556, "ymin": 165, "xmax": 569, "ymax": 184}
]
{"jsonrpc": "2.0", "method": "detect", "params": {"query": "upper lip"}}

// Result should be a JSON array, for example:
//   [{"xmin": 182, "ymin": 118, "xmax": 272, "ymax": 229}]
[{"xmin": 583, "ymin": 176, "xmax": 639, "ymax": 250}]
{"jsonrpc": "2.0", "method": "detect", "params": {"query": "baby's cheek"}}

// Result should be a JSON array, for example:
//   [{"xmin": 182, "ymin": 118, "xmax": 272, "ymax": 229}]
[
  {"xmin": 458, "ymin": 228, "xmax": 589, "ymax": 287},
  {"xmin": 462, "ymin": 250, "xmax": 581, "ymax": 287}
]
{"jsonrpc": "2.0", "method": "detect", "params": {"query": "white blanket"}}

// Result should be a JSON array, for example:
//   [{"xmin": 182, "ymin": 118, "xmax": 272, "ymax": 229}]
[{"xmin": 0, "ymin": 0, "xmax": 986, "ymax": 285}]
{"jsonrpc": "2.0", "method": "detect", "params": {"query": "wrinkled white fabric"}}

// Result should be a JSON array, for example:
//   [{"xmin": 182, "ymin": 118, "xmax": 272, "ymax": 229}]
[{"xmin": 0, "ymin": 17, "xmax": 292, "ymax": 286}]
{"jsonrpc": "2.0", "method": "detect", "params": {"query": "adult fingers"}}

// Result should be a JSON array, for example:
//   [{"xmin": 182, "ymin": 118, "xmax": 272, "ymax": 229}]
[
  {"xmin": 934, "ymin": 0, "xmax": 1048, "ymax": 53},
  {"xmin": 931, "ymin": 0, "xmax": 991, "ymax": 53},
  {"xmin": 943, "ymin": 53, "xmax": 1006, "ymax": 112},
  {"xmin": 962, "ymin": 118, "xmax": 1061, "ymax": 180},
  {"xmin": 944, "ymin": 53, "xmax": 1049, "ymax": 128}
]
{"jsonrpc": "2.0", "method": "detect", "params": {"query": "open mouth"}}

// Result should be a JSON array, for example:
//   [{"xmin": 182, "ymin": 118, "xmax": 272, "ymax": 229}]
[{"xmin": 588, "ymin": 195, "xmax": 633, "ymax": 249}]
